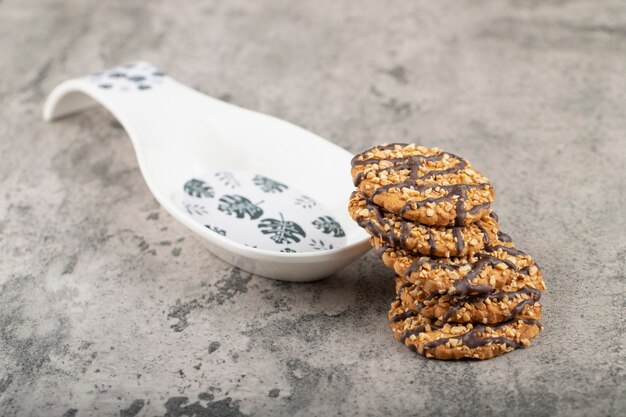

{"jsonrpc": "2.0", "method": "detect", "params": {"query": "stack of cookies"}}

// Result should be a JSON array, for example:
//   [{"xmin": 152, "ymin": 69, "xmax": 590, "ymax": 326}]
[{"xmin": 348, "ymin": 143, "xmax": 546, "ymax": 360}]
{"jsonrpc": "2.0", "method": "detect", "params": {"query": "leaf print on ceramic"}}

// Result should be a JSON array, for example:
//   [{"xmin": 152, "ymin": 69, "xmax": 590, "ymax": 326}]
[
  {"xmin": 89, "ymin": 62, "xmax": 164, "ymax": 92},
  {"xmin": 294, "ymin": 195, "xmax": 317, "ymax": 209},
  {"xmin": 184, "ymin": 203, "xmax": 208, "ymax": 216},
  {"xmin": 181, "ymin": 171, "xmax": 347, "ymax": 252},
  {"xmin": 218, "ymin": 195, "xmax": 264, "ymax": 220},
  {"xmin": 309, "ymin": 239, "xmax": 334, "ymax": 251},
  {"xmin": 258, "ymin": 213, "xmax": 306, "ymax": 244},
  {"xmin": 252, "ymin": 175, "xmax": 288, "ymax": 193},
  {"xmin": 312, "ymin": 216, "xmax": 345, "ymax": 238},
  {"xmin": 205, "ymin": 225, "xmax": 226, "ymax": 236},
  {"xmin": 215, "ymin": 171, "xmax": 240, "ymax": 189},
  {"xmin": 184, "ymin": 179, "xmax": 215, "ymax": 198}
]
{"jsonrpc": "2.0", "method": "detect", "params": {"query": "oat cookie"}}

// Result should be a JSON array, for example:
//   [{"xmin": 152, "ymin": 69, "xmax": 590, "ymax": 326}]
[
  {"xmin": 351, "ymin": 143, "xmax": 494, "ymax": 226},
  {"xmin": 394, "ymin": 274, "xmax": 543, "ymax": 324},
  {"xmin": 349, "ymin": 190, "xmax": 498, "ymax": 257},
  {"xmin": 388, "ymin": 298, "xmax": 543, "ymax": 360},
  {"xmin": 373, "ymin": 236, "xmax": 545, "ymax": 297}
]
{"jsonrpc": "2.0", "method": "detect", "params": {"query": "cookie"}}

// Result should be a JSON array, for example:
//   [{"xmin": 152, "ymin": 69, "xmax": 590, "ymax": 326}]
[
  {"xmin": 388, "ymin": 298, "xmax": 543, "ymax": 360},
  {"xmin": 394, "ymin": 274, "xmax": 543, "ymax": 324},
  {"xmin": 349, "ymin": 190, "xmax": 498, "ymax": 257},
  {"xmin": 372, "ymin": 236, "xmax": 546, "ymax": 297},
  {"xmin": 351, "ymin": 143, "xmax": 494, "ymax": 226}
]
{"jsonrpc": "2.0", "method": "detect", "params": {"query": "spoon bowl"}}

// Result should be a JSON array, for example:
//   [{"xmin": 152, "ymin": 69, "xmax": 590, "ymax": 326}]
[{"xmin": 44, "ymin": 61, "xmax": 370, "ymax": 281}]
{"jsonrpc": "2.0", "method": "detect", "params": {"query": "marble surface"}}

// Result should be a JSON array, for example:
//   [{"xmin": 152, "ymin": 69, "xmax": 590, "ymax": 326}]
[{"xmin": 1, "ymin": 1, "xmax": 625, "ymax": 416}]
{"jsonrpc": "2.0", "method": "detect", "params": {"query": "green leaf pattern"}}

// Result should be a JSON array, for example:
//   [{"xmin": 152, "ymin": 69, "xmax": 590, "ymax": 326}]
[
  {"xmin": 183, "ymin": 172, "xmax": 346, "ymax": 252},
  {"xmin": 215, "ymin": 171, "xmax": 240, "ymax": 189},
  {"xmin": 184, "ymin": 203, "xmax": 208, "ymax": 216},
  {"xmin": 90, "ymin": 63, "xmax": 164, "ymax": 92},
  {"xmin": 184, "ymin": 179, "xmax": 215, "ymax": 198},
  {"xmin": 312, "ymin": 216, "xmax": 345, "ymax": 237},
  {"xmin": 294, "ymin": 195, "xmax": 317, "ymax": 209},
  {"xmin": 258, "ymin": 213, "xmax": 306, "ymax": 244},
  {"xmin": 205, "ymin": 224, "xmax": 226, "ymax": 236},
  {"xmin": 253, "ymin": 175, "xmax": 288, "ymax": 193},
  {"xmin": 309, "ymin": 239, "xmax": 334, "ymax": 251},
  {"xmin": 218, "ymin": 195, "xmax": 264, "ymax": 219}
]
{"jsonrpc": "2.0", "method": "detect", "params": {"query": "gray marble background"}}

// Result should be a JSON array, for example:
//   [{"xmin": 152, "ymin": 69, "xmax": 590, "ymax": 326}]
[{"xmin": 1, "ymin": 1, "xmax": 625, "ymax": 416}]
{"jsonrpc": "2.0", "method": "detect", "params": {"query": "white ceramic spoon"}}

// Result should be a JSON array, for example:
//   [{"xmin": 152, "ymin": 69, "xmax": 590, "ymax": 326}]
[{"xmin": 44, "ymin": 61, "xmax": 369, "ymax": 282}]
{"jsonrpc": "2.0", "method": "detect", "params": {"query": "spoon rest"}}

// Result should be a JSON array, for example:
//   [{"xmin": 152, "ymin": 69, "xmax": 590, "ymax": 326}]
[{"xmin": 44, "ymin": 61, "xmax": 369, "ymax": 281}]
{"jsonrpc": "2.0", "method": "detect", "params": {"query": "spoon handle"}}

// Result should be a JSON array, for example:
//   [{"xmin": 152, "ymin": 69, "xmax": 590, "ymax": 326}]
[
  {"xmin": 44, "ymin": 61, "xmax": 232, "ymax": 144},
  {"xmin": 44, "ymin": 61, "xmax": 240, "ymax": 211}
]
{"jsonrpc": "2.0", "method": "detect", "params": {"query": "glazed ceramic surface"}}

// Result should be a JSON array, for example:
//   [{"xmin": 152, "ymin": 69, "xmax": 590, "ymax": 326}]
[
  {"xmin": 182, "ymin": 171, "xmax": 347, "ymax": 252},
  {"xmin": 44, "ymin": 62, "xmax": 369, "ymax": 281}
]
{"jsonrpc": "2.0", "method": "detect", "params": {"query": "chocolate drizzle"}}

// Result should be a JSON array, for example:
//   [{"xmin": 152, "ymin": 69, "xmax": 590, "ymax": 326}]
[
  {"xmin": 350, "ymin": 143, "xmax": 410, "ymax": 166},
  {"xmin": 397, "ymin": 281, "xmax": 412, "ymax": 294},
  {"xmin": 496, "ymin": 231, "xmax": 511, "ymax": 242},
  {"xmin": 485, "ymin": 245, "xmax": 526, "ymax": 257},
  {"xmin": 421, "ymin": 317, "xmax": 542, "ymax": 352},
  {"xmin": 351, "ymin": 144, "xmax": 492, "ymax": 225},
  {"xmin": 396, "ymin": 184, "xmax": 488, "ymax": 225},
  {"xmin": 390, "ymin": 309, "xmax": 418, "ymax": 323},
  {"xmin": 475, "ymin": 221, "xmax": 490, "ymax": 246},
  {"xmin": 396, "ymin": 311, "xmax": 542, "ymax": 353},
  {"xmin": 354, "ymin": 192, "xmax": 495, "ymax": 257},
  {"xmin": 412, "ymin": 286, "xmax": 542, "ymax": 323},
  {"xmin": 354, "ymin": 194, "xmax": 400, "ymax": 247},
  {"xmin": 452, "ymin": 253, "xmax": 518, "ymax": 296},
  {"xmin": 394, "ymin": 244, "xmax": 535, "ymax": 298},
  {"xmin": 452, "ymin": 227, "xmax": 464, "ymax": 254},
  {"xmin": 400, "ymin": 221, "xmax": 411, "ymax": 244}
]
